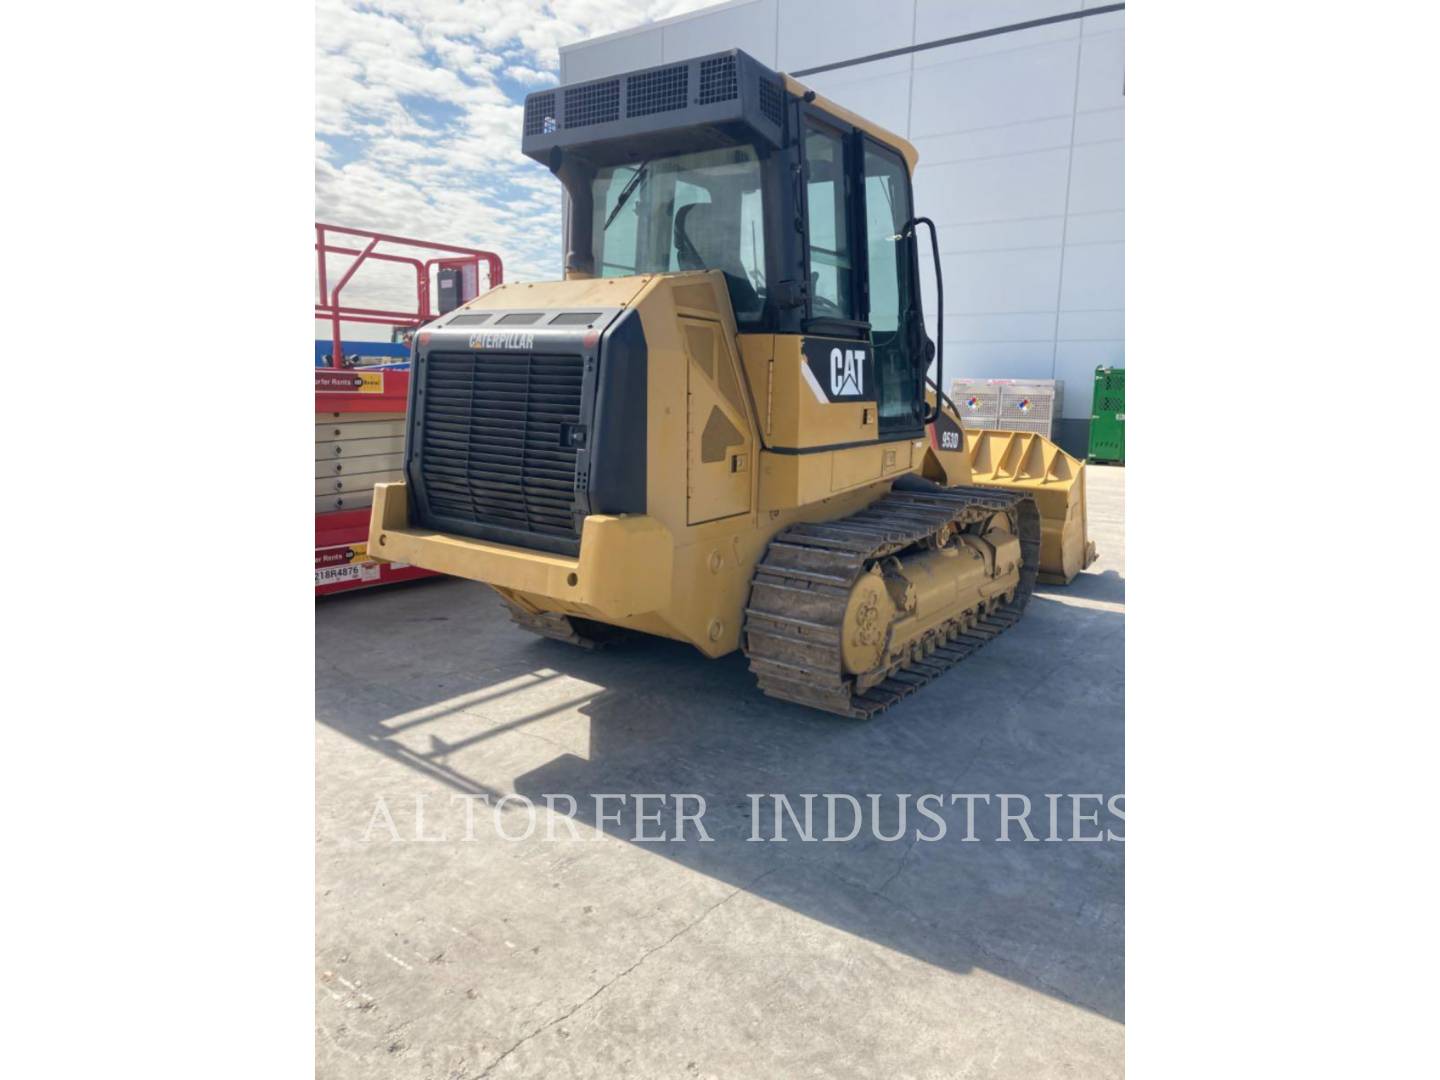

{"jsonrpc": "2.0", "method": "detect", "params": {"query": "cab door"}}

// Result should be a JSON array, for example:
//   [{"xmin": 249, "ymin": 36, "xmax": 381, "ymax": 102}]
[
  {"xmin": 799, "ymin": 116, "xmax": 926, "ymax": 438},
  {"xmin": 858, "ymin": 137, "xmax": 926, "ymax": 436}
]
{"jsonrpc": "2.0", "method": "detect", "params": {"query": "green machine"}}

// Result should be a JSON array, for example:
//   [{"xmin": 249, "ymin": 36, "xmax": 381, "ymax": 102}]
[{"xmin": 1088, "ymin": 366, "xmax": 1125, "ymax": 464}]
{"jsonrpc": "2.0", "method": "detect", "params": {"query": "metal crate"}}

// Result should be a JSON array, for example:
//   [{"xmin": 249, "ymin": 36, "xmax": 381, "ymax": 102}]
[
  {"xmin": 949, "ymin": 379, "xmax": 1001, "ymax": 428},
  {"xmin": 951, "ymin": 378, "xmax": 1063, "ymax": 440},
  {"xmin": 998, "ymin": 381, "xmax": 1063, "ymax": 436}
]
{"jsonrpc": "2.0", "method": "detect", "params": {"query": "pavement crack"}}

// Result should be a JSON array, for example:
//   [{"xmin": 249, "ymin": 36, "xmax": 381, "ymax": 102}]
[
  {"xmin": 476, "ymin": 869, "xmax": 776, "ymax": 1076},
  {"xmin": 876, "ymin": 727, "xmax": 995, "ymax": 898},
  {"xmin": 876, "ymin": 831, "xmax": 922, "ymax": 895}
]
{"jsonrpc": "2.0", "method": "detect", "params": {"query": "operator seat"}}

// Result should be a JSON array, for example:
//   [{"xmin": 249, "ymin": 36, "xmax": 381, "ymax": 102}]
[{"xmin": 673, "ymin": 202, "xmax": 761, "ymax": 314}]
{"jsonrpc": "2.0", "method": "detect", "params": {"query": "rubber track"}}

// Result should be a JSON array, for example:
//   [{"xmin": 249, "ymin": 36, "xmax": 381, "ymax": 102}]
[{"xmin": 741, "ymin": 486, "xmax": 1040, "ymax": 718}]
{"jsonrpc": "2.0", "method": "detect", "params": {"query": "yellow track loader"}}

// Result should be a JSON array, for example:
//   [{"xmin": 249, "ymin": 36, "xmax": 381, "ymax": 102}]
[{"xmin": 368, "ymin": 49, "xmax": 1095, "ymax": 718}]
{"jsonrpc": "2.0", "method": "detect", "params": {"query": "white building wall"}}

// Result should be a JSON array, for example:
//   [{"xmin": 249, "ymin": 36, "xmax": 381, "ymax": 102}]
[{"xmin": 560, "ymin": 0, "xmax": 1124, "ymax": 452}]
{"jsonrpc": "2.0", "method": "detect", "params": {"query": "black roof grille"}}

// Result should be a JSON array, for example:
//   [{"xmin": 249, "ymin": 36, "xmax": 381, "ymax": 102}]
[
  {"xmin": 626, "ymin": 63, "xmax": 688, "ymax": 118},
  {"xmin": 564, "ymin": 79, "xmax": 620, "ymax": 128},
  {"xmin": 758, "ymin": 76, "xmax": 783, "ymax": 126},
  {"xmin": 697, "ymin": 54, "xmax": 738, "ymax": 105},
  {"xmin": 521, "ymin": 50, "xmax": 786, "ymax": 163},
  {"xmin": 523, "ymin": 91, "xmax": 556, "ymax": 136}
]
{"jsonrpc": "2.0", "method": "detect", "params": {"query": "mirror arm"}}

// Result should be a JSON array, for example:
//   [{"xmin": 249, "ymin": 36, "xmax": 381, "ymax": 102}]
[{"xmin": 904, "ymin": 216, "xmax": 943, "ymax": 424}]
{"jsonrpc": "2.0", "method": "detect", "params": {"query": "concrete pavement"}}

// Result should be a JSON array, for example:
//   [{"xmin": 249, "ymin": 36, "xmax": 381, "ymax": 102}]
[{"xmin": 316, "ymin": 465, "xmax": 1125, "ymax": 1078}]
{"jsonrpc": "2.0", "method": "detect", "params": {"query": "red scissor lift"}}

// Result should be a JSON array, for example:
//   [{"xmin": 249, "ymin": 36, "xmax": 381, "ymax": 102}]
[{"xmin": 315, "ymin": 223, "xmax": 502, "ymax": 595}]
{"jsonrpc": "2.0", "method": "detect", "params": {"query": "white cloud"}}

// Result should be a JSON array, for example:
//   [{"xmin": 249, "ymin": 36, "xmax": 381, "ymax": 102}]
[
  {"xmin": 316, "ymin": 0, "xmax": 728, "ymax": 309},
  {"xmin": 502, "ymin": 64, "xmax": 557, "ymax": 86}
]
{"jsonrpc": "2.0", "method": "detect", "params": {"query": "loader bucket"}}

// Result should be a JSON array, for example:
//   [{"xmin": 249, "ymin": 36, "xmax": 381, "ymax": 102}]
[{"xmin": 962, "ymin": 428, "xmax": 1097, "ymax": 585}]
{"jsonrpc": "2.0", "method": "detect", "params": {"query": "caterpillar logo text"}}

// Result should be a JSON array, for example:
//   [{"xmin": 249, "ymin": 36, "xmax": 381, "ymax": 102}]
[
  {"xmin": 830, "ymin": 347, "xmax": 866, "ymax": 396},
  {"xmin": 801, "ymin": 336, "xmax": 877, "ymax": 404},
  {"xmin": 469, "ymin": 331, "xmax": 535, "ymax": 350}
]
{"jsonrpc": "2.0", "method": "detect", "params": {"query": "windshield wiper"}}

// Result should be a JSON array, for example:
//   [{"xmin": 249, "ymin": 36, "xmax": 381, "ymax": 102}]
[{"xmin": 603, "ymin": 160, "xmax": 651, "ymax": 231}]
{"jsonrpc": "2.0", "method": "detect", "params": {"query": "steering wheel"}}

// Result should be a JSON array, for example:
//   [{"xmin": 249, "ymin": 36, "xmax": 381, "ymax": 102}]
[{"xmin": 811, "ymin": 294, "xmax": 844, "ymax": 317}]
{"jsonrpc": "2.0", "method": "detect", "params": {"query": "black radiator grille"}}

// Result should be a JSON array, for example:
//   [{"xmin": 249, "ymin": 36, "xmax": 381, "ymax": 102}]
[{"xmin": 419, "ymin": 352, "xmax": 584, "ymax": 542}]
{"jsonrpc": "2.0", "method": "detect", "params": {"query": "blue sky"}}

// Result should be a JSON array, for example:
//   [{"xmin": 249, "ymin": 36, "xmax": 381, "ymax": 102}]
[{"xmin": 316, "ymin": 0, "xmax": 724, "ymax": 302}]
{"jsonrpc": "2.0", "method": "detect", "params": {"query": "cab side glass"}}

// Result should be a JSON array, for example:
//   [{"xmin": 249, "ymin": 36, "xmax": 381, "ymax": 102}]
[
  {"xmin": 803, "ymin": 125, "xmax": 856, "ymax": 320},
  {"xmin": 862, "ymin": 144, "xmax": 923, "ymax": 430}
]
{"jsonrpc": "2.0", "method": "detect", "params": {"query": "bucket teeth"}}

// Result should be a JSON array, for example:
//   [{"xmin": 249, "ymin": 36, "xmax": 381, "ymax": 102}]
[{"xmin": 741, "ymin": 488, "xmax": 1041, "ymax": 719}]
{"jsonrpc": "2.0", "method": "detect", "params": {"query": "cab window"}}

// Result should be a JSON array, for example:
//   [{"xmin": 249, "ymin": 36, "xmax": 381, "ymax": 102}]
[
  {"xmin": 862, "ymin": 142, "xmax": 923, "ymax": 431},
  {"xmin": 590, "ymin": 144, "xmax": 766, "ymax": 321},
  {"xmin": 802, "ymin": 124, "xmax": 855, "ymax": 320}
]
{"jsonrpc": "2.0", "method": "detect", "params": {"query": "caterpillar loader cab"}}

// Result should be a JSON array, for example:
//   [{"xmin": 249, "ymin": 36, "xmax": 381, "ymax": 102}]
[{"xmin": 368, "ymin": 49, "xmax": 1095, "ymax": 718}]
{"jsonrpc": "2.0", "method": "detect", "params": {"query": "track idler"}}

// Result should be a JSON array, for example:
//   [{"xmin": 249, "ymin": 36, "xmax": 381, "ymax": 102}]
[
  {"xmin": 742, "ymin": 486, "xmax": 1039, "ymax": 718},
  {"xmin": 840, "ymin": 524, "xmax": 1021, "ymax": 688}
]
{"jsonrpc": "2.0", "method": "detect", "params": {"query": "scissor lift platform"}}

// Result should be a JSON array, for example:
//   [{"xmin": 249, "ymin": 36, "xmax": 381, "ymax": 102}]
[{"xmin": 313, "ymin": 223, "xmax": 502, "ymax": 595}]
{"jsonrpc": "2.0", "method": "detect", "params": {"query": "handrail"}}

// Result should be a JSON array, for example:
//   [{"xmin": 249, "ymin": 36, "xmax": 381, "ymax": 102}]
[{"xmin": 315, "ymin": 223, "xmax": 503, "ymax": 369}]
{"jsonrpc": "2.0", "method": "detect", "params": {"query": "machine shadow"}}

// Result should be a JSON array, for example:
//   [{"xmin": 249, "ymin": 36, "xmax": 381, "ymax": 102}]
[
  {"xmin": 1042, "ymin": 567, "xmax": 1124, "ymax": 606},
  {"xmin": 317, "ymin": 582, "xmax": 1125, "ymax": 1022}
]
